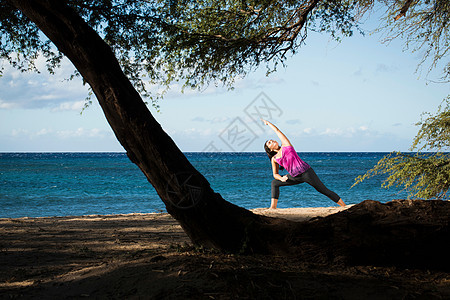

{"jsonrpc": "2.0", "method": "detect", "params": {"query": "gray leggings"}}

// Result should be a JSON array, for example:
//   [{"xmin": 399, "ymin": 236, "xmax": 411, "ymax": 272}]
[{"xmin": 271, "ymin": 168, "xmax": 340, "ymax": 203}]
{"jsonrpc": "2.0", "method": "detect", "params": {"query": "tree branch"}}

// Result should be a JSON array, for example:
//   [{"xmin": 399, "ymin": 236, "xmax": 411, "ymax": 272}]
[
  {"xmin": 394, "ymin": 0, "xmax": 414, "ymax": 21},
  {"xmin": 182, "ymin": 0, "xmax": 320, "ymax": 63}
]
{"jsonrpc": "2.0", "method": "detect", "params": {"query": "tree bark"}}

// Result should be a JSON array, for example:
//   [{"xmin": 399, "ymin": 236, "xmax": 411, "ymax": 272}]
[{"xmin": 7, "ymin": 0, "xmax": 450, "ymax": 271}]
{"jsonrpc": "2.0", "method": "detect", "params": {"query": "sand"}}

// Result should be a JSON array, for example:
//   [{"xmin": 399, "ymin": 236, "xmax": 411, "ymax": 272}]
[
  {"xmin": 252, "ymin": 205, "xmax": 351, "ymax": 221},
  {"xmin": 1, "ymin": 206, "xmax": 449, "ymax": 299}
]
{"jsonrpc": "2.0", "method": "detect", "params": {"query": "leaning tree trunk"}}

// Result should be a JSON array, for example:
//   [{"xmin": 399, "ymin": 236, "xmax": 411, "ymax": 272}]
[
  {"xmin": 7, "ymin": 0, "xmax": 285, "ymax": 253},
  {"xmin": 8, "ymin": 0, "xmax": 450, "ymax": 271}
]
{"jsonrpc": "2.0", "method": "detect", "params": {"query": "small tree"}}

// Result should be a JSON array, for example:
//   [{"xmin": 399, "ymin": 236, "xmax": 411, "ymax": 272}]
[
  {"xmin": 352, "ymin": 0, "xmax": 450, "ymax": 200},
  {"xmin": 353, "ymin": 96, "xmax": 450, "ymax": 199}
]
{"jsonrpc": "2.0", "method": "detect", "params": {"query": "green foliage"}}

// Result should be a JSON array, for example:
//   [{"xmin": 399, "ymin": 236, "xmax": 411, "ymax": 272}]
[
  {"xmin": 353, "ymin": 96, "xmax": 450, "ymax": 199},
  {"xmin": 0, "ymin": 1, "xmax": 64, "ymax": 74},
  {"xmin": 377, "ymin": 0, "xmax": 450, "ymax": 81},
  {"xmin": 353, "ymin": 151, "xmax": 450, "ymax": 199},
  {"xmin": 411, "ymin": 95, "xmax": 450, "ymax": 151},
  {"xmin": 0, "ymin": 0, "xmax": 364, "ymax": 103},
  {"xmin": 1, "ymin": 0, "xmax": 169, "ymax": 109},
  {"xmin": 159, "ymin": 0, "xmax": 363, "ymax": 89}
]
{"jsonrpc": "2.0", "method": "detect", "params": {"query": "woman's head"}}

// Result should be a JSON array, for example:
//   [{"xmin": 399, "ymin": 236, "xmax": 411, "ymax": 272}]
[
  {"xmin": 264, "ymin": 140, "xmax": 284, "ymax": 170},
  {"xmin": 264, "ymin": 140, "xmax": 278, "ymax": 160}
]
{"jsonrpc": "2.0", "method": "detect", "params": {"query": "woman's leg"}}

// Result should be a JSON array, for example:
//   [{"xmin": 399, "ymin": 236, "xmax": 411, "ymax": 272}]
[
  {"xmin": 270, "ymin": 198, "xmax": 278, "ymax": 209},
  {"xmin": 270, "ymin": 176, "xmax": 304, "ymax": 209},
  {"xmin": 302, "ymin": 168, "xmax": 345, "ymax": 206}
]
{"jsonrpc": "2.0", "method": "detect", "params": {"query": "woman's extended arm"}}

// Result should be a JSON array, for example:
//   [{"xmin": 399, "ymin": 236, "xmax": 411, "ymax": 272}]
[
  {"xmin": 271, "ymin": 157, "xmax": 288, "ymax": 182},
  {"xmin": 261, "ymin": 119, "xmax": 292, "ymax": 147}
]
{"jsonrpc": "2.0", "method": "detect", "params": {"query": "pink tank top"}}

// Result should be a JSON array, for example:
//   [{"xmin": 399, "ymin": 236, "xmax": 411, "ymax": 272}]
[{"xmin": 275, "ymin": 146, "xmax": 310, "ymax": 177}]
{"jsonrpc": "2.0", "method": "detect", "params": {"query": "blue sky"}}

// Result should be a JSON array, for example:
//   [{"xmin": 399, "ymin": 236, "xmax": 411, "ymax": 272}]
[{"xmin": 0, "ymin": 19, "xmax": 449, "ymax": 152}]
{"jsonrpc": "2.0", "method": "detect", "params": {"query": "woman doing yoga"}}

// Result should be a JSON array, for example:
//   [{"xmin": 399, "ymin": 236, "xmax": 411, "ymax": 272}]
[{"xmin": 262, "ymin": 119, "xmax": 346, "ymax": 209}]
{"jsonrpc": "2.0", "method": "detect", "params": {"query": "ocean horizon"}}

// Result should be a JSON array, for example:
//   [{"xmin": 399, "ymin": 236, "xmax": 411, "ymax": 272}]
[{"xmin": 0, "ymin": 152, "xmax": 409, "ymax": 218}]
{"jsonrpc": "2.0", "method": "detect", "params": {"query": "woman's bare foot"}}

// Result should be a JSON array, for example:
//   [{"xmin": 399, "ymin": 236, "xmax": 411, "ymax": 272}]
[
  {"xmin": 269, "ymin": 198, "xmax": 278, "ymax": 209},
  {"xmin": 337, "ymin": 199, "xmax": 346, "ymax": 207}
]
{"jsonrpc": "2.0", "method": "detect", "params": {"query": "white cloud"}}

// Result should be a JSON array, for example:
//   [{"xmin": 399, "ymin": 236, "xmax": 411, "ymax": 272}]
[
  {"xmin": 11, "ymin": 129, "xmax": 29, "ymax": 137},
  {"xmin": 321, "ymin": 128, "xmax": 343, "ymax": 136},
  {"xmin": 0, "ymin": 99, "xmax": 16, "ymax": 109},
  {"xmin": 0, "ymin": 54, "xmax": 88, "ymax": 111},
  {"xmin": 27, "ymin": 80, "xmax": 39, "ymax": 86},
  {"xmin": 10, "ymin": 69, "xmax": 22, "ymax": 80},
  {"xmin": 303, "ymin": 128, "xmax": 314, "ymax": 134},
  {"xmin": 31, "ymin": 94, "xmax": 61, "ymax": 101},
  {"xmin": 51, "ymin": 101, "xmax": 85, "ymax": 112},
  {"xmin": 8, "ymin": 80, "xmax": 18, "ymax": 88},
  {"xmin": 56, "ymin": 128, "xmax": 106, "ymax": 139},
  {"xmin": 192, "ymin": 116, "xmax": 231, "ymax": 124},
  {"xmin": 182, "ymin": 128, "xmax": 214, "ymax": 136},
  {"xmin": 167, "ymin": 127, "xmax": 218, "ymax": 137},
  {"xmin": 300, "ymin": 126, "xmax": 374, "ymax": 138},
  {"xmin": 9, "ymin": 127, "xmax": 107, "ymax": 140},
  {"xmin": 36, "ymin": 128, "xmax": 52, "ymax": 136}
]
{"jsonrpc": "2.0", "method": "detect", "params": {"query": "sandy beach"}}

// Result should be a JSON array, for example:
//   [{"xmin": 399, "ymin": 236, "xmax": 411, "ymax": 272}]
[{"xmin": 1, "ymin": 206, "xmax": 449, "ymax": 299}]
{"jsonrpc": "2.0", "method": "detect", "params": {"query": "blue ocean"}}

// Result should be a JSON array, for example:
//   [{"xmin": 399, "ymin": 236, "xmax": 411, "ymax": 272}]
[{"xmin": 0, "ymin": 152, "xmax": 408, "ymax": 218}]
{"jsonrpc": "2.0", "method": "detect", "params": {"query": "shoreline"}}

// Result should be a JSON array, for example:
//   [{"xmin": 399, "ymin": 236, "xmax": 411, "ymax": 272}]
[{"xmin": 0, "ymin": 205, "xmax": 352, "ymax": 222}]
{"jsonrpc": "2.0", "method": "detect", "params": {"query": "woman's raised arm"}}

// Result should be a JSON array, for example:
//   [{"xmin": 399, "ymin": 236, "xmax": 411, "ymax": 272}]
[{"xmin": 261, "ymin": 119, "xmax": 292, "ymax": 147}]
